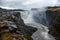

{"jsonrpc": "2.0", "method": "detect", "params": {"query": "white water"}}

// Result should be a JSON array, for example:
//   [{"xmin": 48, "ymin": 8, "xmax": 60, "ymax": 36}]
[
  {"xmin": 21, "ymin": 8, "xmax": 56, "ymax": 40},
  {"xmin": 26, "ymin": 23, "xmax": 55, "ymax": 40}
]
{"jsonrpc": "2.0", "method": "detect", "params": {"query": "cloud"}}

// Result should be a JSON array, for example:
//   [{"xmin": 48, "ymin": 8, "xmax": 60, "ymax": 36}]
[
  {"xmin": 0, "ymin": 0, "xmax": 60, "ymax": 9},
  {"xmin": 22, "ymin": 0, "xmax": 58, "ymax": 9},
  {"xmin": 22, "ymin": 0, "xmax": 57, "ymax": 6},
  {"xmin": 56, "ymin": 0, "xmax": 60, "ymax": 6},
  {"xmin": 0, "ymin": 0, "xmax": 27, "ymax": 9},
  {"xmin": 22, "ymin": 0, "xmax": 42, "ymax": 5}
]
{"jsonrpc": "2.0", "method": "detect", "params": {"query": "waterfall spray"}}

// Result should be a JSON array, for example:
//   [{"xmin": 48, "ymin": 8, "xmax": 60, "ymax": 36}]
[{"xmin": 21, "ymin": 8, "xmax": 56, "ymax": 40}]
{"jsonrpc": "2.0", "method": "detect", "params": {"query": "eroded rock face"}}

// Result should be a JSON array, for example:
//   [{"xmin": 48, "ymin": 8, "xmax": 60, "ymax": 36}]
[
  {"xmin": 46, "ymin": 7, "xmax": 60, "ymax": 40},
  {"xmin": 12, "ymin": 12, "xmax": 37, "ymax": 37},
  {"xmin": 0, "ymin": 8, "xmax": 37, "ymax": 40}
]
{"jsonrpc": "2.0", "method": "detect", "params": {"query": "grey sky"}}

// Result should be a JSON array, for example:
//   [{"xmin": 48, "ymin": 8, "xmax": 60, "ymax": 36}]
[{"xmin": 0, "ymin": 0, "xmax": 60, "ymax": 9}]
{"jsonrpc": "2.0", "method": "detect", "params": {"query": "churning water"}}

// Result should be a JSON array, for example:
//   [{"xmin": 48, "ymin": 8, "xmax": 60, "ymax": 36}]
[{"xmin": 21, "ymin": 8, "xmax": 56, "ymax": 40}]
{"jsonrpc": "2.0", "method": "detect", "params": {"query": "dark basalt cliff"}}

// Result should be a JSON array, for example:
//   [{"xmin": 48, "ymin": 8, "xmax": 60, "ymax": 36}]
[
  {"xmin": 0, "ymin": 8, "xmax": 37, "ymax": 40},
  {"xmin": 46, "ymin": 7, "xmax": 60, "ymax": 40}
]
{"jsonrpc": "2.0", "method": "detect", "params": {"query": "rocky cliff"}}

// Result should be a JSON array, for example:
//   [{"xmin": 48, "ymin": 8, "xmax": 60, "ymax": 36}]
[
  {"xmin": 0, "ymin": 8, "xmax": 37, "ymax": 40},
  {"xmin": 46, "ymin": 7, "xmax": 60, "ymax": 40}
]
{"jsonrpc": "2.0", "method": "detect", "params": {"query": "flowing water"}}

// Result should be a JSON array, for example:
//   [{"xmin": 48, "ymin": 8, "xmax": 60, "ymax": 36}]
[{"xmin": 21, "ymin": 8, "xmax": 56, "ymax": 40}]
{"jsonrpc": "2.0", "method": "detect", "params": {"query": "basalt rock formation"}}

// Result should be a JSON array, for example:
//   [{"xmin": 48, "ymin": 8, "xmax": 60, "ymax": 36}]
[
  {"xmin": 46, "ymin": 7, "xmax": 60, "ymax": 40},
  {"xmin": 0, "ymin": 8, "xmax": 37, "ymax": 40}
]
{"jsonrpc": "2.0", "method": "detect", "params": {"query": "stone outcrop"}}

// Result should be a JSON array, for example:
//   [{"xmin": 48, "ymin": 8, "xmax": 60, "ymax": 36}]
[
  {"xmin": 46, "ymin": 6, "xmax": 60, "ymax": 40},
  {"xmin": 0, "ymin": 8, "xmax": 37, "ymax": 40}
]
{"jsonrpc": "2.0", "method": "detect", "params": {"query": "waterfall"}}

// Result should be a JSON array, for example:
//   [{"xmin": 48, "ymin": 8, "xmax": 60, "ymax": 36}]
[
  {"xmin": 22, "ymin": 8, "xmax": 49, "ymax": 26},
  {"xmin": 21, "ymin": 8, "xmax": 56, "ymax": 40}
]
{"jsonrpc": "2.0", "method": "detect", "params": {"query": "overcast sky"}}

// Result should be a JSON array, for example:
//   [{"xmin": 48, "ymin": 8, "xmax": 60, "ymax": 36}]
[{"xmin": 0, "ymin": 0, "xmax": 60, "ymax": 9}]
